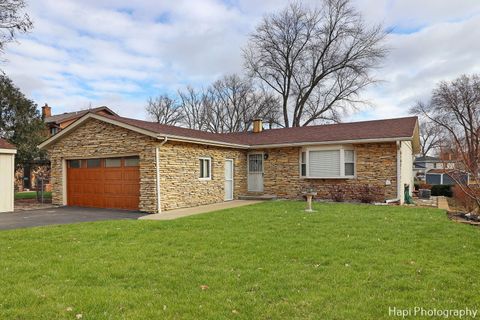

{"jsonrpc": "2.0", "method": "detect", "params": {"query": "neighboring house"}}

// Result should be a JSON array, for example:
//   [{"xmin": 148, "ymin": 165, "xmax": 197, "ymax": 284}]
[
  {"xmin": 38, "ymin": 113, "xmax": 420, "ymax": 213},
  {"xmin": 413, "ymin": 156, "xmax": 455, "ymax": 181},
  {"xmin": 0, "ymin": 139, "xmax": 16, "ymax": 212},
  {"xmin": 42, "ymin": 104, "xmax": 118, "ymax": 136},
  {"xmin": 426, "ymin": 169, "xmax": 469, "ymax": 185},
  {"xmin": 15, "ymin": 104, "xmax": 118, "ymax": 192}
]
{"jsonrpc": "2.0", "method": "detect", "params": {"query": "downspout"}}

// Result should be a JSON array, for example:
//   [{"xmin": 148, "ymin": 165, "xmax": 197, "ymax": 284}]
[
  {"xmin": 397, "ymin": 140, "xmax": 402, "ymax": 204},
  {"xmin": 156, "ymin": 137, "xmax": 168, "ymax": 214},
  {"xmin": 386, "ymin": 140, "xmax": 402, "ymax": 204}
]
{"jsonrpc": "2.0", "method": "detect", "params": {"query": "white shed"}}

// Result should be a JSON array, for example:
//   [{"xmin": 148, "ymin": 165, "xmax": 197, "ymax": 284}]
[{"xmin": 0, "ymin": 138, "xmax": 16, "ymax": 212}]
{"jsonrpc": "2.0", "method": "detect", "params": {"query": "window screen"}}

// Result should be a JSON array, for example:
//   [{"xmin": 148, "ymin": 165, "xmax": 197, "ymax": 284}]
[
  {"xmin": 199, "ymin": 158, "xmax": 211, "ymax": 179},
  {"xmin": 344, "ymin": 150, "xmax": 355, "ymax": 176}
]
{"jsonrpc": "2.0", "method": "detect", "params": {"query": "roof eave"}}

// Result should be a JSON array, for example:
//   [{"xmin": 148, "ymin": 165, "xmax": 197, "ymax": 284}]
[
  {"xmin": 0, "ymin": 148, "xmax": 17, "ymax": 154},
  {"xmin": 249, "ymin": 137, "xmax": 414, "ymax": 149}
]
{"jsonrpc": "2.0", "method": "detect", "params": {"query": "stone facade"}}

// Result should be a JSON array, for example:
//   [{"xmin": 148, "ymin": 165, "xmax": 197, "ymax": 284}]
[
  {"xmin": 46, "ymin": 118, "xmax": 399, "ymax": 213},
  {"xmin": 47, "ymin": 119, "xmax": 158, "ymax": 213},
  {"xmin": 158, "ymin": 141, "xmax": 247, "ymax": 211},
  {"xmin": 253, "ymin": 142, "xmax": 398, "ymax": 202}
]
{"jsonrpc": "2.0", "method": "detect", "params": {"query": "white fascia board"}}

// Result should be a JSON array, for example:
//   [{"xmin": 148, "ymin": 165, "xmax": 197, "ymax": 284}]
[
  {"xmin": 250, "ymin": 137, "xmax": 413, "ymax": 149},
  {"xmin": 0, "ymin": 148, "xmax": 17, "ymax": 154}
]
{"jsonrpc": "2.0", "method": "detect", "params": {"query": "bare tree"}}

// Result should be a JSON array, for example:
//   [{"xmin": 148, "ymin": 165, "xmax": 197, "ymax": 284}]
[
  {"xmin": 418, "ymin": 120, "xmax": 444, "ymax": 156},
  {"xmin": 411, "ymin": 74, "xmax": 480, "ymax": 212},
  {"xmin": 178, "ymin": 74, "xmax": 281, "ymax": 133},
  {"xmin": 243, "ymin": 0, "xmax": 387, "ymax": 127},
  {"xmin": 146, "ymin": 94, "xmax": 183, "ymax": 126},
  {"xmin": 178, "ymin": 86, "xmax": 208, "ymax": 131},
  {"xmin": 0, "ymin": 0, "xmax": 33, "ymax": 54}
]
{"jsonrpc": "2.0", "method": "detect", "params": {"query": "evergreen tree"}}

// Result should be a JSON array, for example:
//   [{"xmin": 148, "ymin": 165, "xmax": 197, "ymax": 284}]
[{"xmin": 0, "ymin": 74, "xmax": 46, "ymax": 165}]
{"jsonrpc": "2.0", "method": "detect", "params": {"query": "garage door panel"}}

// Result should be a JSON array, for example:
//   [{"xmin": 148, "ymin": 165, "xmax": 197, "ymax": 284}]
[
  {"xmin": 104, "ymin": 183, "xmax": 123, "ymax": 194},
  {"xmin": 104, "ymin": 170, "xmax": 123, "ymax": 181},
  {"xmin": 67, "ymin": 157, "xmax": 140, "ymax": 210}
]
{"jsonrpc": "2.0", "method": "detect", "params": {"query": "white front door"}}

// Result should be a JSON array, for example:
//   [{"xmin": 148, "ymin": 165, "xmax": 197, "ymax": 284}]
[
  {"xmin": 225, "ymin": 159, "xmax": 234, "ymax": 201},
  {"xmin": 248, "ymin": 153, "xmax": 264, "ymax": 192}
]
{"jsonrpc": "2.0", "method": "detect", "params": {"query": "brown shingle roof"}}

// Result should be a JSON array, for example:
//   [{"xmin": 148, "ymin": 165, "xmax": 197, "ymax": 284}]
[
  {"xmin": 0, "ymin": 138, "xmax": 15, "ymax": 149},
  {"xmin": 45, "ymin": 106, "xmax": 117, "ymax": 124},
  {"xmin": 103, "ymin": 114, "xmax": 418, "ymax": 146}
]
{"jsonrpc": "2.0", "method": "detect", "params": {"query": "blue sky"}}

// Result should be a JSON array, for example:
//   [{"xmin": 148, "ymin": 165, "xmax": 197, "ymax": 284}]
[{"xmin": 3, "ymin": 0, "xmax": 480, "ymax": 121}]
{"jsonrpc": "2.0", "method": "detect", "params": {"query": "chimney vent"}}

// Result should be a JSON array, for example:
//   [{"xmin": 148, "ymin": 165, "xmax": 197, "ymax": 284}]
[
  {"xmin": 253, "ymin": 119, "xmax": 263, "ymax": 133},
  {"xmin": 42, "ymin": 103, "xmax": 52, "ymax": 119}
]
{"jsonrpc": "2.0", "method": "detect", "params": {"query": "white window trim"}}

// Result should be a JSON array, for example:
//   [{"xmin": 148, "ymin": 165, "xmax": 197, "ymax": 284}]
[
  {"xmin": 300, "ymin": 145, "xmax": 356, "ymax": 179},
  {"xmin": 199, "ymin": 157, "xmax": 212, "ymax": 180}
]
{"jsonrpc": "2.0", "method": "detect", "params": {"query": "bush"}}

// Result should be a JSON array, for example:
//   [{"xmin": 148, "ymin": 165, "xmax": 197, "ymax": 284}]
[
  {"xmin": 452, "ymin": 185, "xmax": 479, "ymax": 212},
  {"xmin": 430, "ymin": 185, "xmax": 453, "ymax": 197},
  {"xmin": 327, "ymin": 185, "xmax": 345, "ymax": 202},
  {"xmin": 418, "ymin": 183, "xmax": 432, "ymax": 190},
  {"xmin": 356, "ymin": 184, "xmax": 383, "ymax": 204}
]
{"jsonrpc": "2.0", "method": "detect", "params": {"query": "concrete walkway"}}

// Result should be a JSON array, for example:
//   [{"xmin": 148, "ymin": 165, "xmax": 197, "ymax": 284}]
[
  {"xmin": 437, "ymin": 196, "xmax": 450, "ymax": 211},
  {"xmin": 139, "ymin": 200, "xmax": 262, "ymax": 221}
]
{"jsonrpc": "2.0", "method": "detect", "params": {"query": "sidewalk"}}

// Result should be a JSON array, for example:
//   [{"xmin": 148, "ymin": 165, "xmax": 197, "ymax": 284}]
[{"xmin": 139, "ymin": 200, "xmax": 262, "ymax": 221}]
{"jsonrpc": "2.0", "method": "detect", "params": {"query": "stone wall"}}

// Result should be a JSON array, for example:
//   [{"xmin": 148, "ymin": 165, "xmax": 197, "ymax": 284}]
[
  {"xmin": 254, "ymin": 142, "xmax": 398, "ymax": 202},
  {"xmin": 45, "ymin": 117, "xmax": 400, "ymax": 212},
  {"xmin": 46, "ymin": 119, "xmax": 158, "ymax": 213},
  {"xmin": 159, "ymin": 141, "xmax": 247, "ymax": 211}
]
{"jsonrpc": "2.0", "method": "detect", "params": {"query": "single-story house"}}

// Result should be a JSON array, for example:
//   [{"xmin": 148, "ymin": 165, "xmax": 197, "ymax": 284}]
[
  {"xmin": 0, "ymin": 138, "xmax": 16, "ymax": 212},
  {"xmin": 38, "ymin": 113, "xmax": 420, "ymax": 213}
]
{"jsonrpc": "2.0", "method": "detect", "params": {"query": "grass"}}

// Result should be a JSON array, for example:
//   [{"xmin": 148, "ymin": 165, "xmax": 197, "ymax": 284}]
[
  {"xmin": 14, "ymin": 191, "xmax": 52, "ymax": 200},
  {"xmin": 0, "ymin": 201, "xmax": 479, "ymax": 319}
]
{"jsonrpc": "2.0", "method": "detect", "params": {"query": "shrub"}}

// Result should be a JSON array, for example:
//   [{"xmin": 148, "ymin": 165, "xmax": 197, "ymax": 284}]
[
  {"xmin": 452, "ymin": 185, "xmax": 479, "ymax": 212},
  {"xmin": 418, "ymin": 183, "xmax": 432, "ymax": 190},
  {"xmin": 327, "ymin": 185, "xmax": 345, "ymax": 202},
  {"xmin": 356, "ymin": 184, "xmax": 383, "ymax": 204},
  {"xmin": 430, "ymin": 185, "xmax": 453, "ymax": 197}
]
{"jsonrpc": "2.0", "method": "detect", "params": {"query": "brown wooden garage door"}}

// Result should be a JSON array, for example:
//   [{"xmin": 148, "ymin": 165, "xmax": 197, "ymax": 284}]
[{"xmin": 67, "ymin": 157, "xmax": 140, "ymax": 210}]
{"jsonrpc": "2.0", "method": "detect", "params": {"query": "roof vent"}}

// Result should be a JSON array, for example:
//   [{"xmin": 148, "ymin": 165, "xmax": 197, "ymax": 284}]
[{"xmin": 253, "ymin": 119, "xmax": 263, "ymax": 133}]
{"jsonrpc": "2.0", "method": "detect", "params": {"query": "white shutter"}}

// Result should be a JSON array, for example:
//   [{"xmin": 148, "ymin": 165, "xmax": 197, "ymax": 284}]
[{"xmin": 308, "ymin": 150, "xmax": 341, "ymax": 177}]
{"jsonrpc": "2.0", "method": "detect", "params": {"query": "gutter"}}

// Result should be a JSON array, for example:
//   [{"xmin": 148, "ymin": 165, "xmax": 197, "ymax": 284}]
[{"xmin": 155, "ymin": 137, "xmax": 168, "ymax": 214}]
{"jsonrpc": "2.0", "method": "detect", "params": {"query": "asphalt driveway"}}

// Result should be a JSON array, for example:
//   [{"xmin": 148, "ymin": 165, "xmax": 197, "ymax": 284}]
[{"xmin": 0, "ymin": 207, "xmax": 146, "ymax": 231}]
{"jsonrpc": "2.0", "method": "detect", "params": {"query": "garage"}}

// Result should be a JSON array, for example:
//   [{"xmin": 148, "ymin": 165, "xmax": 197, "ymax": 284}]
[{"xmin": 67, "ymin": 156, "xmax": 140, "ymax": 210}]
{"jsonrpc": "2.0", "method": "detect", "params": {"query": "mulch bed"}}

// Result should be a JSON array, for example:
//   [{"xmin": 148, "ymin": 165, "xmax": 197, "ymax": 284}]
[{"xmin": 447, "ymin": 211, "xmax": 480, "ymax": 226}]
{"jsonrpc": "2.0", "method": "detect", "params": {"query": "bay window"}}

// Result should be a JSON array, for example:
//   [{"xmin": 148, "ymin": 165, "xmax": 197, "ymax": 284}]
[{"xmin": 300, "ymin": 147, "xmax": 355, "ymax": 178}]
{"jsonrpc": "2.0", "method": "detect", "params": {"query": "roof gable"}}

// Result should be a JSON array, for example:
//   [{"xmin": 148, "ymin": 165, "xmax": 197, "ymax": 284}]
[{"xmin": 44, "ymin": 106, "xmax": 117, "ymax": 124}]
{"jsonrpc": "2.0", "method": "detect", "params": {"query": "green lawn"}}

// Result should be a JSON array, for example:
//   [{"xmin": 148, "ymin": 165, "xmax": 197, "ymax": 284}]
[
  {"xmin": 15, "ymin": 191, "xmax": 52, "ymax": 200},
  {"xmin": 0, "ymin": 202, "xmax": 479, "ymax": 319}
]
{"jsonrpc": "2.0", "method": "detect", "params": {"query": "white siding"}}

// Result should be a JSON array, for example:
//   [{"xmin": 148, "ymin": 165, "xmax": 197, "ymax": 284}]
[
  {"xmin": 400, "ymin": 141, "xmax": 414, "ymax": 204},
  {"xmin": 0, "ymin": 152, "xmax": 15, "ymax": 212}
]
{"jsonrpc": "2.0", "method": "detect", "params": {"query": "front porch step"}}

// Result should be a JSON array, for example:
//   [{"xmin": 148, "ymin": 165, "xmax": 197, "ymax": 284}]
[{"xmin": 238, "ymin": 194, "xmax": 277, "ymax": 201}]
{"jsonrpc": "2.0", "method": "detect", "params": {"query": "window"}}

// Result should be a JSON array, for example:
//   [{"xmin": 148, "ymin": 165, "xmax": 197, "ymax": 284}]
[
  {"xmin": 344, "ymin": 150, "xmax": 355, "ymax": 176},
  {"xmin": 86, "ymin": 159, "xmax": 101, "ymax": 168},
  {"xmin": 105, "ymin": 158, "xmax": 121, "ymax": 168},
  {"xmin": 69, "ymin": 160, "xmax": 81, "ymax": 168},
  {"xmin": 300, "ymin": 152, "xmax": 307, "ymax": 177},
  {"xmin": 199, "ymin": 157, "xmax": 211, "ymax": 179},
  {"xmin": 301, "ymin": 147, "xmax": 355, "ymax": 178},
  {"xmin": 50, "ymin": 127, "xmax": 59, "ymax": 135},
  {"xmin": 125, "ymin": 157, "xmax": 140, "ymax": 167}
]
